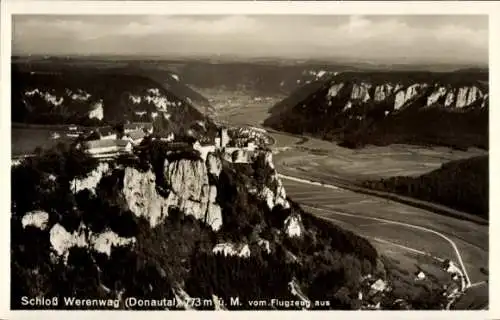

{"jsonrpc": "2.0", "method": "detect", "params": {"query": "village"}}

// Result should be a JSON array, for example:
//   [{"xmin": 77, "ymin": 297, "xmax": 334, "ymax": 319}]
[
  {"xmin": 68, "ymin": 122, "xmax": 261, "ymax": 164},
  {"xmin": 353, "ymin": 258, "xmax": 468, "ymax": 310}
]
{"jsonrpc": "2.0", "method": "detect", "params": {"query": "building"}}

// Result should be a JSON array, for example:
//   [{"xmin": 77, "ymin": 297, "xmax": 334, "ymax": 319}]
[
  {"xmin": 82, "ymin": 139, "xmax": 133, "ymax": 159},
  {"xmin": 193, "ymin": 141, "xmax": 216, "ymax": 161},
  {"xmin": 96, "ymin": 127, "xmax": 117, "ymax": 140},
  {"xmin": 415, "ymin": 271, "xmax": 426, "ymax": 281},
  {"xmin": 220, "ymin": 128, "xmax": 230, "ymax": 148},
  {"xmin": 123, "ymin": 129, "xmax": 147, "ymax": 145},
  {"xmin": 368, "ymin": 279, "xmax": 387, "ymax": 297},
  {"xmin": 124, "ymin": 122, "xmax": 153, "ymax": 134}
]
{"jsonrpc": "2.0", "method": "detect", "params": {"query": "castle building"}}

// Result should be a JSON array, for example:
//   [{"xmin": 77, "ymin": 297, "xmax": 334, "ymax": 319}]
[
  {"xmin": 81, "ymin": 139, "xmax": 133, "ymax": 159},
  {"xmin": 220, "ymin": 128, "xmax": 230, "ymax": 148}
]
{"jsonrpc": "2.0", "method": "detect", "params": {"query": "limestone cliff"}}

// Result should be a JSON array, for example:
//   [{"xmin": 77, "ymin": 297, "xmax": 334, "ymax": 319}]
[
  {"xmin": 71, "ymin": 162, "xmax": 110, "ymax": 194},
  {"xmin": 264, "ymin": 71, "xmax": 489, "ymax": 149},
  {"xmin": 257, "ymin": 152, "xmax": 290, "ymax": 210},
  {"xmin": 323, "ymin": 80, "xmax": 487, "ymax": 112},
  {"xmin": 121, "ymin": 157, "xmax": 222, "ymax": 231},
  {"xmin": 48, "ymin": 223, "xmax": 136, "ymax": 262}
]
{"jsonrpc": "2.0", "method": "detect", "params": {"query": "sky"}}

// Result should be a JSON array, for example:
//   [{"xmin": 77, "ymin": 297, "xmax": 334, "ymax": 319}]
[{"xmin": 12, "ymin": 15, "xmax": 488, "ymax": 65}]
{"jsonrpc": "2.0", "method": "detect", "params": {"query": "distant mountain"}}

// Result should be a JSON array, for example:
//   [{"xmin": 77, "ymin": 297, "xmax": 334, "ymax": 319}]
[
  {"xmin": 263, "ymin": 71, "xmax": 489, "ymax": 150},
  {"xmin": 11, "ymin": 62, "xmax": 217, "ymax": 139},
  {"xmin": 164, "ymin": 62, "xmax": 354, "ymax": 95}
]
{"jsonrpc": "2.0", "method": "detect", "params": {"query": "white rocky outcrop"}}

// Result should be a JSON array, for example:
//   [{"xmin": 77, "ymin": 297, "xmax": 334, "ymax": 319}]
[
  {"xmin": 394, "ymin": 84, "xmax": 427, "ymax": 110},
  {"xmin": 481, "ymin": 94, "xmax": 489, "ymax": 109},
  {"xmin": 70, "ymin": 162, "xmax": 110, "ymax": 194},
  {"xmin": 343, "ymin": 101, "xmax": 352, "ymax": 111},
  {"xmin": 284, "ymin": 214, "xmax": 304, "ymax": 238},
  {"xmin": 66, "ymin": 89, "xmax": 91, "ymax": 101},
  {"xmin": 316, "ymin": 70, "xmax": 327, "ymax": 79},
  {"xmin": 374, "ymin": 84, "xmax": 394, "ymax": 102},
  {"xmin": 351, "ymin": 83, "xmax": 372, "ymax": 102},
  {"xmin": 25, "ymin": 89, "xmax": 64, "ymax": 107},
  {"xmin": 264, "ymin": 151, "xmax": 275, "ymax": 170},
  {"xmin": 427, "ymin": 86, "xmax": 447, "ymax": 106},
  {"xmin": 212, "ymin": 243, "xmax": 251, "ymax": 258},
  {"xmin": 165, "ymin": 159, "xmax": 208, "ymax": 199},
  {"xmin": 258, "ymin": 176, "xmax": 289, "ymax": 211},
  {"xmin": 444, "ymin": 90, "xmax": 455, "ymax": 107},
  {"xmin": 456, "ymin": 86, "xmax": 483, "ymax": 108},
  {"xmin": 49, "ymin": 223, "xmax": 88, "ymax": 260},
  {"xmin": 206, "ymin": 153, "xmax": 222, "ymax": 177},
  {"xmin": 122, "ymin": 168, "xmax": 169, "ymax": 227},
  {"xmin": 122, "ymin": 159, "xmax": 223, "ymax": 231},
  {"xmin": 258, "ymin": 239, "xmax": 271, "ymax": 254},
  {"xmin": 129, "ymin": 89, "xmax": 174, "ymax": 112},
  {"xmin": 89, "ymin": 100, "xmax": 104, "ymax": 120},
  {"xmin": 256, "ymin": 152, "xmax": 290, "ymax": 210},
  {"xmin": 327, "ymin": 83, "xmax": 344, "ymax": 98},
  {"xmin": 89, "ymin": 230, "xmax": 137, "ymax": 257},
  {"xmin": 22, "ymin": 210, "xmax": 50, "ymax": 230},
  {"xmin": 49, "ymin": 223, "xmax": 136, "ymax": 262}
]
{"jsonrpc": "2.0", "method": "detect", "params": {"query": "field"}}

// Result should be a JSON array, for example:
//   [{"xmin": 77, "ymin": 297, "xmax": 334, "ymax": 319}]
[
  {"xmin": 195, "ymin": 87, "xmax": 285, "ymax": 127},
  {"xmin": 282, "ymin": 178, "xmax": 488, "ymax": 285},
  {"xmin": 270, "ymin": 131, "xmax": 487, "ymax": 181}
]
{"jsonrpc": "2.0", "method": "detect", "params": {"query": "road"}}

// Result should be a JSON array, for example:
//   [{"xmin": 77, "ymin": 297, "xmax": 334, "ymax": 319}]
[
  {"xmin": 280, "ymin": 175, "xmax": 471, "ymax": 285},
  {"xmin": 262, "ymin": 127, "xmax": 489, "ymax": 309},
  {"xmin": 276, "ymin": 170, "xmax": 490, "ymax": 309}
]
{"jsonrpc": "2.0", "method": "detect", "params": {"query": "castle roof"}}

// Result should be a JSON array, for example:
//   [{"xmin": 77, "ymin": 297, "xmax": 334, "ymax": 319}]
[
  {"xmin": 84, "ymin": 139, "xmax": 131, "ymax": 150},
  {"xmin": 124, "ymin": 122, "xmax": 153, "ymax": 131},
  {"xmin": 126, "ymin": 129, "xmax": 146, "ymax": 141}
]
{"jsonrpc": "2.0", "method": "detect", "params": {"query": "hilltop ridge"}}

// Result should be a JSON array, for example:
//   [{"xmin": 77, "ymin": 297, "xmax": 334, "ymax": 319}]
[{"xmin": 264, "ymin": 70, "xmax": 488, "ymax": 150}]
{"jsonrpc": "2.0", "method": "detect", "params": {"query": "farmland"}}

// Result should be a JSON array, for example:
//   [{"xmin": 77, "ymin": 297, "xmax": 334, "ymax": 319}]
[
  {"xmin": 270, "ymin": 130, "xmax": 487, "ymax": 181},
  {"xmin": 195, "ymin": 87, "xmax": 285, "ymax": 127},
  {"xmin": 281, "ymin": 178, "xmax": 488, "ymax": 286}
]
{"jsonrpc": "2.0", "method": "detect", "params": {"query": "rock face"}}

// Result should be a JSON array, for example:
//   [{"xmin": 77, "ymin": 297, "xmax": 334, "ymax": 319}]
[
  {"xmin": 165, "ymin": 159, "xmax": 208, "ymax": 201},
  {"xmin": 284, "ymin": 214, "xmax": 304, "ymax": 238},
  {"xmin": 49, "ymin": 223, "xmax": 136, "ymax": 262},
  {"xmin": 374, "ymin": 84, "xmax": 394, "ymax": 102},
  {"xmin": 212, "ymin": 243, "xmax": 251, "ymax": 258},
  {"xmin": 456, "ymin": 86, "xmax": 483, "ymax": 108},
  {"xmin": 257, "ymin": 152, "xmax": 290, "ymax": 210},
  {"xmin": 22, "ymin": 210, "xmax": 50, "ymax": 230},
  {"xmin": 89, "ymin": 100, "xmax": 104, "ymax": 120},
  {"xmin": 206, "ymin": 153, "xmax": 222, "ymax": 177},
  {"xmin": 327, "ymin": 83, "xmax": 344, "ymax": 98},
  {"xmin": 71, "ymin": 162, "xmax": 110, "ymax": 194},
  {"xmin": 427, "ymin": 86, "xmax": 447, "ymax": 106},
  {"xmin": 121, "ymin": 158, "xmax": 223, "ymax": 231},
  {"xmin": 122, "ymin": 167, "xmax": 167, "ymax": 227},
  {"xmin": 322, "ymin": 79, "xmax": 487, "ymax": 112},
  {"xmin": 351, "ymin": 83, "xmax": 372, "ymax": 102},
  {"xmin": 394, "ymin": 84, "xmax": 427, "ymax": 110}
]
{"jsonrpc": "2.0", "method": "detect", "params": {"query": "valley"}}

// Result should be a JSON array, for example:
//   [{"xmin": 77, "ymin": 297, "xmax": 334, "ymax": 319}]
[
  {"xmin": 200, "ymin": 81, "xmax": 489, "ymax": 310},
  {"xmin": 10, "ymin": 58, "xmax": 489, "ymax": 311}
]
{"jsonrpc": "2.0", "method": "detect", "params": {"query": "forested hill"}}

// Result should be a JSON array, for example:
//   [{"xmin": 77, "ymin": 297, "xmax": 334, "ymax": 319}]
[
  {"xmin": 361, "ymin": 155, "xmax": 488, "ymax": 220},
  {"xmin": 11, "ymin": 142, "xmax": 389, "ymax": 310},
  {"xmin": 11, "ymin": 63, "xmax": 217, "ymax": 139},
  {"xmin": 264, "ymin": 71, "xmax": 488, "ymax": 150}
]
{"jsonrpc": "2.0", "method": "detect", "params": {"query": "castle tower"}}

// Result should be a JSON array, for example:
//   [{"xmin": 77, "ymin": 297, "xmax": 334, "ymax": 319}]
[{"xmin": 220, "ymin": 128, "xmax": 229, "ymax": 148}]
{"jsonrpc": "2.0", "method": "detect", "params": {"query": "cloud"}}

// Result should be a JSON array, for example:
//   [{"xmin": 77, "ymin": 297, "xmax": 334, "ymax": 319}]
[{"xmin": 12, "ymin": 15, "xmax": 488, "ymax": 64}]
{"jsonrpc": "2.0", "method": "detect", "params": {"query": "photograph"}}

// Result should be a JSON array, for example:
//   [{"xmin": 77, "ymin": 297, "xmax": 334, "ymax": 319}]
[{"xmin": 6, "ymin": 8, "xmax": 490, "ymax": 312}]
